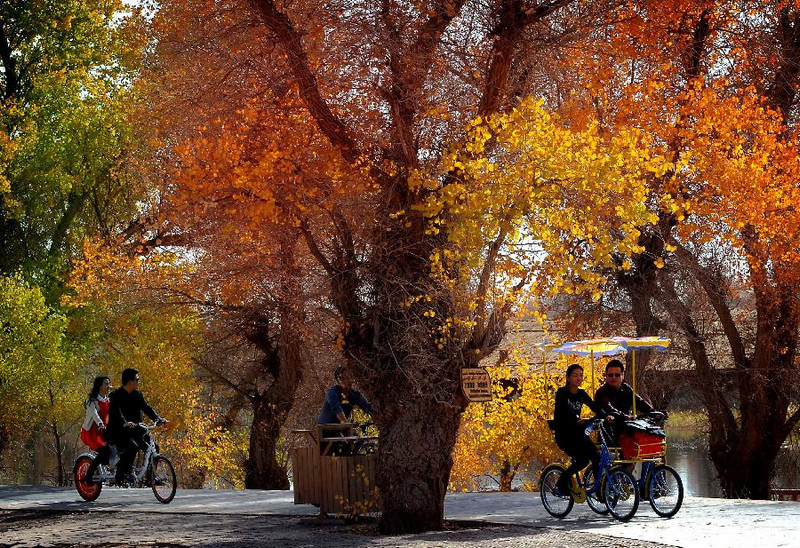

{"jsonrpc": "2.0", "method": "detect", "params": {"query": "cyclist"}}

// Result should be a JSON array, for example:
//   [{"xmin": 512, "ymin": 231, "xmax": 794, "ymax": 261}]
[
  {"xmin": 317, "ymin": 366, "xmax": 374, "ymax": 455},
  {"xmin": 317, "ymin": 366, "xmax": 374, "ymax": 425},
  {"xmin": 106, "ymin": 368, "xmax": 166, "ymax": 485},
  {"xmin": 552, "ymin": 363, "xmax": 603, "ymax": 494}
]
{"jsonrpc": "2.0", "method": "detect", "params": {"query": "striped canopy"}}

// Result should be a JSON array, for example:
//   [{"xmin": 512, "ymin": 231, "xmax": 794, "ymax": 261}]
[{"xmin": 538, "ymin": 336, "xmax": 671, "ymax": 356}]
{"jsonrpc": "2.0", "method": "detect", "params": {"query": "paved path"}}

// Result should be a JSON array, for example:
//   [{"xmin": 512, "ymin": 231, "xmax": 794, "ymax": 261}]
[{"xmin": 1, "ymin": 486, "xmax": 798, "ymax": 547}]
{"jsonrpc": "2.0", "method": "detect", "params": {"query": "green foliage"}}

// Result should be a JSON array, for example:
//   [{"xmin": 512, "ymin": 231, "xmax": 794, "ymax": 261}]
[
  {"xmin": 0, "ymin": 275, "xmax": 67, "ymax": 448},
  {"xmin": 0, "ymin": 0, "xmax": 145, "ymax": 299}
]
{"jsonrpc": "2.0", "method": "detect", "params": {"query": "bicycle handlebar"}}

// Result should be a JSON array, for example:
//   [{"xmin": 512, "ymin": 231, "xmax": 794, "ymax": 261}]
[{"xmin": 138, "ymin": 420, "xmax": 167, "ymax": 431}]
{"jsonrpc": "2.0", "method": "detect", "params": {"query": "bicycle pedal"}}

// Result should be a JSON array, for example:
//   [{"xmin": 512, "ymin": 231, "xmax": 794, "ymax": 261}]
[{"xmin": 571, "ymin": 486, "xmax": 587, "ymax": 503}]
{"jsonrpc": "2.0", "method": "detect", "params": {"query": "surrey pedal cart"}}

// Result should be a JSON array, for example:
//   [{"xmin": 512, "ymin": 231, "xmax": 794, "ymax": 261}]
[{"xmin": 538, "ymin": 337, "xmax": 684, "ymax": 520}]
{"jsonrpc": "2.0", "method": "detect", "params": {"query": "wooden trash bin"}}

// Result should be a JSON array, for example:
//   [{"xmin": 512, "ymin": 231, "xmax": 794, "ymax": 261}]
[{"xmin": 291, "ymin": 425, "xmax": 380, "ymax": 515}]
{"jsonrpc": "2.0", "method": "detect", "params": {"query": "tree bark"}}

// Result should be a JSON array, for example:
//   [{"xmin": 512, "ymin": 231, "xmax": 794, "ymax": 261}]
[
  {"xmin": 245, "ymin": 392, "xmax": 291, "ymax": 489},
  {"xmin": 499, "ymin": 459, "xmax": 514, "ymax": 492},
  {"xmin": 46, "ymin": 389, "xmax": 66, "ymax": 486},
  {"xmin": 375, "ymin": 398, "xmax": 462, "ymax": 534}
]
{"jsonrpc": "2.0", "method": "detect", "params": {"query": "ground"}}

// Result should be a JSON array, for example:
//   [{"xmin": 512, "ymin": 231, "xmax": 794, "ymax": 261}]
[
  {"xmin": 0, "ymin": 510, "xmax": 672, "ymax": 548},
  {"xmin": 2, "ymin": 486, "xmax": 800, "ymax": 548}
]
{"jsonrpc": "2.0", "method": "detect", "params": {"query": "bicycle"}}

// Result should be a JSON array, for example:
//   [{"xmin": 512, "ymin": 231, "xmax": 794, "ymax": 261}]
[
  {"xmin": 540, "ymin": 418, "xmax": 640, "ymax": 521},
  {"xmin": 318, "ymin": 421, "xmax": 378, "ymax": 456},
  {"xmin": 74, "ymin": 421, "xmax": 177, "ymax": 504}
]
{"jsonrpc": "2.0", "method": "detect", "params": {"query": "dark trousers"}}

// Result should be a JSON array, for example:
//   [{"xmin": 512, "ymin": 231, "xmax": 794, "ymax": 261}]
[
  {"xmin": 85, "ymin": 445, "xmax": 112, "ymax": 482},
  {"xmin": 555, "ymin": 432, "xmax": 600, "ymax": 487},
  {"xmin": 111, "ymin": 426, "xmax": 148, "ymax": 479}
]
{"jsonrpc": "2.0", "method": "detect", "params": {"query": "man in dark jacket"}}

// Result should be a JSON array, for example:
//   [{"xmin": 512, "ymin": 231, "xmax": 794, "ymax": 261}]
[
  {"xmin": 317, "ymin": 366, "xmax": 374, "ymax": 455},
  {"xmin": 317, "ymin": 366, "xmax": 374, "ymax": 425},
  {"xmin": 594, "ymin": 359, "xmax": 657, "ymax": 442},
  {"xmin": 106, "ymin": 368, "xmax": 165, "ymax": 484}
]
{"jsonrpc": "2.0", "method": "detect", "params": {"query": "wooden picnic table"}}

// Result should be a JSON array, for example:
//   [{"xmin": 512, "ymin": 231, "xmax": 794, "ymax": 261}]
[{"xmin": 291, "ymin": 424, "xmax": 380, "ymax": 516}]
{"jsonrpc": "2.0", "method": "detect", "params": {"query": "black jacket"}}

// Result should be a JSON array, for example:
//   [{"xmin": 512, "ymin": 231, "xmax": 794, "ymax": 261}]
[
  {"xmin": 553, "ymin": 387, "xmax": 600, "ymax": 439},
  {"xmin": 106, "ymin": 387, "xmax": 159, "ymax": 441},
  {"xmin": 594, "ymin": 382, "xmax": 653, "ymax": 417}
]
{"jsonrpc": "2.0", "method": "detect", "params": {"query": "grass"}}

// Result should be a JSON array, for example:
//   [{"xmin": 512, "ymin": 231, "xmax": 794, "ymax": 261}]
[{"xmin": 665, "ymin": 410, "xmax": 708, "ymax": 446}]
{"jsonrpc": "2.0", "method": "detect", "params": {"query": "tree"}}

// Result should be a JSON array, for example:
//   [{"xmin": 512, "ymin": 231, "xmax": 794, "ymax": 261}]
[
  {"xmin": 0, "ymin": 0, "xmax": 145, "ymax": 292},
  {"xmin": 542, "ymin": 1, "xmax": 800, "ymax": 498},
  {"xmin": 147, "ymin": 0, "xmax": 664, "ymax": 531},
  {"xmin": 0, "ymin": 276, "xmax": 66, "ymax": 457},
  {"xmin": 0, "ymin": 1, "xmax": 166, "ymax": 483}
]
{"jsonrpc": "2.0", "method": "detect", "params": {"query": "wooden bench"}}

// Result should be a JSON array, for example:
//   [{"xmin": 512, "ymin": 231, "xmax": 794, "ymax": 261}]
[
  {"xmin": 291, "ymin": 425, "xmax": 380, "ymax": 516},
  {"xmin": 770, "ymin": 488, "xmax": 800, "ymax": 501}
]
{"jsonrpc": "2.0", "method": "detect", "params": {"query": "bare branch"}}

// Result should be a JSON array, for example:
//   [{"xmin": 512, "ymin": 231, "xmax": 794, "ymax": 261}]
[{"xmin": 671, "ymin": 240, "xmax": 749, "ymax": 370}]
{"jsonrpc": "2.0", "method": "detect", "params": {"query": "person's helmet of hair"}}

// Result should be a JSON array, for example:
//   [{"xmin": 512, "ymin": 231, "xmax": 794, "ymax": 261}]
[
  {"xmin": 606, "ymin": 359, "xmax": 625, "ymax": 373},
  {"xmin": 334, "ymin": 366, "xmax": 345, "ymax": 381},
  {"xmin": 121, "ymin": 368, "xmax": 139, "ymax": 385},
  {"xmin": 565, "ymin": 363, "xmax": 583, "ymax": 378}
]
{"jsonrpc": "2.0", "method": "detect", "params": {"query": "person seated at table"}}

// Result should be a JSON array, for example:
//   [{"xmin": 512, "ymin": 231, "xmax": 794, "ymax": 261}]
[
  {"xmin": 594, "ymin": 359, "xmax": 661, "ymax": 442},
  {"xmin": 317, "ymin": 366, "xmax": 374, "ymax": 454},
  {"xmin": 552, "ymin": 363, "xmax": 603, "ymax": 494},
  {"xmin": 317, "ymin": 366, "xmax": 374, "ymax": 425}
]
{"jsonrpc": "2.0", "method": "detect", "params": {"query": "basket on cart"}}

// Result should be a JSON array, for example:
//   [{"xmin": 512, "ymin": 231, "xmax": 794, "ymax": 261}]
[{"xmin": 618, "ymin": 419, "xmax": 666, "ymax": 459}]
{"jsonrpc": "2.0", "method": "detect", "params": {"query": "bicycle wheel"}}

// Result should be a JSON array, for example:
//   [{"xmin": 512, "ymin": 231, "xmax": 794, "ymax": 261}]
[
  {"xmin": 604, "ymin": 468, "xmax": 639, "ymax": 521},
  {"xmin": 151, "ymin": 455, "xmax": 177, "ymax": 504},
  {"xmin": 583, "ymin": 469, "xmax": 609, "ymax": 515},
  {"xmin": 648, "ymin": 464, "xmax": 684, "ymax": 518},
  {"xmin": 74, "ymin": 455, "xmax": 102, "ymax": 502},
  {"xmin": 539, "ymin": 465, "xmax": 574, "ymax": 518}
]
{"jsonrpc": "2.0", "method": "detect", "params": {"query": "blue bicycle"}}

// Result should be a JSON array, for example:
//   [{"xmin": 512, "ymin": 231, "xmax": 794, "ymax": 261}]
[{"xmin": 540, "ymin": 418, "xmax": 639, "ymax": 521}]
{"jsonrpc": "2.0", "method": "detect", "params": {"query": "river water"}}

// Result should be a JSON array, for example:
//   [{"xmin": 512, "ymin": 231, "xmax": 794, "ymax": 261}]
[
  {"xmin": 666, "ymin": 442, "xmax": 800, "ymax": 498},
  {"xmin": 666, "ymin": 445, "xmax": 723, "ymax": 497}
]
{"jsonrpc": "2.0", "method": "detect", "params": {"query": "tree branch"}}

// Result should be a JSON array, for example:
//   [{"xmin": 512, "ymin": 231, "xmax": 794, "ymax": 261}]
[
  {"xmin": 49, "ymin": 190, "xmax": 87, "ymax": 257},
  {"xmin": 192, "ymin": 357, "xmax": 255, "ymax": 401},
  {"xmin": 671, "ymin": 240, "xmax": 749, "ymax": 370},
  {"xmin": 299, "ymin": 220, "xmax": 336, "ymax": 277},
  {"xmin": 0, "ymin": 20, "xmax": 19, "ymax": 102},
  {"xmin": 480, "ymin": 0, "xmax": 575, "ymax": 115},
  {"xmin": 249, "ymin": 0, "xmax": 358, "ymax": 163},
  {"xmin": 766, "ymin": 6, "xmax": 800, "ymax": 119},
  {"xmin": 656, "ymin": 272, "xmax": 738, "ymax": 439},
  {"xmin": 471, "ymin": 219, "xmax": 511, "ymax": 347},
  {"xmin": 379, "ymin": 0, "xmax": 468, "ymax": 167}
]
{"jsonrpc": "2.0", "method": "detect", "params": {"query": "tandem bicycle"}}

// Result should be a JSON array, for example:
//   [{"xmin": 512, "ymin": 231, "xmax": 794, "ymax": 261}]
[{"xmin": 73, "ymin": 421, "xmax": 177, "ymax": 504}]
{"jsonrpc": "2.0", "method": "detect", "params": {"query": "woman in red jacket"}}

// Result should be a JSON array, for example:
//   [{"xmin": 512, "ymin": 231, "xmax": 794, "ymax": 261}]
[{"xmin": 80, "ymin": 376, "xmax": 111, "ymax": 483}]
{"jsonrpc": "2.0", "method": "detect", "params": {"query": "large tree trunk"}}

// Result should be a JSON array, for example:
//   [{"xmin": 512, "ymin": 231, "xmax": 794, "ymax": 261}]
[
  {"xmin": 715, "ymin": 415, "xmax": 783, "ymax": 499},
  {"xmin": 244, "ymin": 239, "xmax": 305, "ymax": 489},
  {"xmin": 245, "ymin": 393, "xmax": 290, "ymax": 489},
  {"xmin": 709, "ymin": 292, "xmax": 798, "ymax": 499},
  {"xmin": 658, "ymin": 264, "xmax": 800, "ymax": 499},
  {"xmin": 375, "ymin": 399, "xmax": 462, "ymax": 534}
]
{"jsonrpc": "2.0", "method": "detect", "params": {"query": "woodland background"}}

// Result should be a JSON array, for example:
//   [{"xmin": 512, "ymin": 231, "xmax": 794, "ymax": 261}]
[{"xmin": 1, "ymin": 0, "xmax": 799, "ymax": 534}]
